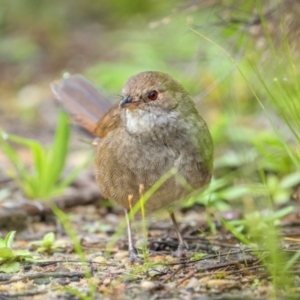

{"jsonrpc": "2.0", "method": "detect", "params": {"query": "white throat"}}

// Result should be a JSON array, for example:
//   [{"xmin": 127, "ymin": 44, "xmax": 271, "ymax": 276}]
[{"xmin": 125, "ymin": 109, "xmax": 157, "ymax": 134}]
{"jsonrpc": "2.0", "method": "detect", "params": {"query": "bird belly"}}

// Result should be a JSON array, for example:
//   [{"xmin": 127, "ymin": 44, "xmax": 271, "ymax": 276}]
[{"xmin": 94, "ymin": 129, "xmax": 210, "ymax": 213}]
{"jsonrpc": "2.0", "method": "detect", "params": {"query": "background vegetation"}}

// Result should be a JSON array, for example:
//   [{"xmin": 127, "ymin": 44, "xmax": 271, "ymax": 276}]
[{"xmin": 2, "ymin": 0, "xmax": 299, "ymax": 208}]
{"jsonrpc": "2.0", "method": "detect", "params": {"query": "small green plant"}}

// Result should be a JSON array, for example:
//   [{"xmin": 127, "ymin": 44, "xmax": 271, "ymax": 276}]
[
  {"xmin": 220, "ymin": 200, "xmax": 294, "ymax": 294},
  {"xmin": 0, "ymin": 231, "xmax": 32, "ymax": 273},
  {"xmin": 228, "ymin": 206, "xmax": 294, "ymax": 237},
  {"xmin": 252, "ymin": 278, "xmax": 260, "ymax": 287},
  {"xmin": 190, "ymin": 252, "xmax": 206, "ymax": 261},
  {"xmin": 0, "ymin": 111, "xmax": 89, "ymax": 200},
  {"xmin": 30, "ymin": 232, "xmax": 67, "ymax": 254}
]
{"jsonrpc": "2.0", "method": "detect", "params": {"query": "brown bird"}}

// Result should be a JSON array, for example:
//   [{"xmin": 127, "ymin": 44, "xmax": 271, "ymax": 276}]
[{"xmin": 51, "ymin": 71, "xmax": 213, "ymax": 262}]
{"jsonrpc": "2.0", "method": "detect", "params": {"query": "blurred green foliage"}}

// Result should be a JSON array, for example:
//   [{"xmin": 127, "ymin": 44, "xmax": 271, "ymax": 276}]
[
  {"xmin": 1, "ymin": 0, "xmax": 299, "ymax": 222},
  {"xmin": 0, "ymin": 0, "xmax": 262, "ymax": 88},
  {"xmin": 0, "ymin": 112, "xmax": 90, "ymax": 199},
  {"xmin": 1, "ymin": 1, "xmax": 299, "ymax": 208},
  {"xmin": 30, "ymin": 232, "xmax": 67, "ymax": 254},
  {"xmin": 0, "ymin": 231, "xmax": 32, "ymax": 273}
]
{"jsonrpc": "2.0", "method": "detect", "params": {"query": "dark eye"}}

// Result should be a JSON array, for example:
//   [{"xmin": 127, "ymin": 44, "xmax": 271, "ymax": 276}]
[{"xmin": 148, "ymin": 90, "xmax": 158, "ymax": 101}]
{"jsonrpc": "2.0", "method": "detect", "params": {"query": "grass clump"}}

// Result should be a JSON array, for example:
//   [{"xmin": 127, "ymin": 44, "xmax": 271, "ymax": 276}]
[
  {"xmin": 0, "ymin": 111, "xmax": 88, "ymax": 200},
  {"xmin": 0, "ymin": 231, "xmax": 32, "ymax": 273}
]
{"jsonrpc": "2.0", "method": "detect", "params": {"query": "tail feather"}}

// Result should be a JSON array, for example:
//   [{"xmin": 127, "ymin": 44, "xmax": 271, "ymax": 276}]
[{"xmin": 51, "ymin": 74, "xmax": 113, "ymax": 135}]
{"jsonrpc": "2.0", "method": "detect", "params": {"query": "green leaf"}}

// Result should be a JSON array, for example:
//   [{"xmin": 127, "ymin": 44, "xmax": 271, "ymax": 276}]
[
  {"xmin": 0, "ymin": 131, "xmax": 45, "ymax": 198},
  {"xmin": 0, "ymin": 239, "xmax": 5, "ymax": 248},
  {"xmin": 43, "ymin": 232, "xmax": 55, "ymax": 247},
  {"xmin": 0, "ymin": 132, "xmax": 28, "ymax": 179},
  {"xmin": 265, "ymin": 206, "xmax": 294, "ymax": 223},
  {"xmin": 280, "ymin": 172, "xmax": 300, "ymax": 189},
  {"xmin": 14, "ymin": 251, "xmax": 33, "ymax": 261},
  {"xmin": 45, "ymin": 111, "xmax": 70, "ymax": 194},
  {"xmin": 4, "ymin": 231, "xmax": 16, "ymax": 248},
  {"xmin": 218, "ymin": 185, "xmax": 251, "ymax": 201},
  {"xmin": 191, "ymin": 253, "xmax": 206, "ymax": 260},
  {"xmin": 0, "ymin": 261, "xmax": 20, "ymax": 273},
  {"xmin": 0, "ymin": 247, "xmax": 15, "ymax": 260}
]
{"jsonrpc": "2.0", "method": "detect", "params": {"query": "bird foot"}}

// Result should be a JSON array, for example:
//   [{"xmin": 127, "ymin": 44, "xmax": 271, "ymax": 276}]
[
  {"xmin": 129, "ymin": 248, "xmax": 143, "ymax": 264},
  {"xmin": 172, "ymin": 243, "xmax": 189, "ymax": 260}
]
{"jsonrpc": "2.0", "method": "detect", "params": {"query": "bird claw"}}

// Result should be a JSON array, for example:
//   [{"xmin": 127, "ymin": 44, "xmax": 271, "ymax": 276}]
[
  {"xmin": 129, "ymin": 248, "xmax": 143, "ymax": 264},
  {"xmin": 172, "ymin": 243, "xmax": 189, "ymax": 260}
]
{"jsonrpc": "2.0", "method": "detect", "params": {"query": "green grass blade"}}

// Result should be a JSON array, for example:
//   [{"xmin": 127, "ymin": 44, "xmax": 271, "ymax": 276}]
[
  {"xmin": 42, "ymin": 111, "xmax": 70, "ymax": 197},
  {"xmin": 5, "ymin": 132, "xmax": 48, "ymax": 197},
  {"xmin": 0, "ymin": 132, "xmax": 27, "ymax": 178}
]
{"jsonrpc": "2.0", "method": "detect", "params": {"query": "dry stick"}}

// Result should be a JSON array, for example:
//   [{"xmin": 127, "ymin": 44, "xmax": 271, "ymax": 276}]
[
  {"xmin": 161, "ymin": 264, "xmax": 186, "ymax": 284},
  {"xmin": 177, "ymin": 259, "xmax": 261, "ymax": 286},
  {"xmin": 161, "ymin": 256, "xmax": 260, "ymax": 285},
  {"xmin": 163, "ymin": 249, "xmax": 257, "ymax": 266},
  {"xmin": 225, "ymin": 264, "xmax": 266, "ymax": 276},
  {"xmin": 22, "ymin": 259, "xmax": 117, "ymax": 269},
  {"xmin": 4, "ymin": 271, "xmax": 86, "ymax": 284},
  {"xmin": 178, "ymin": 264, "xmax": 258, "ymax": 286},
  {"xmin": 0, "ymin": 290, "xmax": 46, "ymax": 298},
  {"xmin": 177, "ymin": 269, "xmax": 197, "ymax": 286}
]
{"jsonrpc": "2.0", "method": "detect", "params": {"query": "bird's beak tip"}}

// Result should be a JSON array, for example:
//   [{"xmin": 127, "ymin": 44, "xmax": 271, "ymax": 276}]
[{"xmin": 119, "ymin": 95, "xmax": 133, "ymax": 108}]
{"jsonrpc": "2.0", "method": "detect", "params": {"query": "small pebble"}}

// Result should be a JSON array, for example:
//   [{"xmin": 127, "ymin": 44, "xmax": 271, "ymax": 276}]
[
  {"xmin": 103, "ymin": 277, "xmax": 111, "ymax": 285},
  {"xmin": 33, "ymin": 277, "xmax": 51, "ymax": 285},
  {"xmin": 186, "ymin": 277, "xmax": 199, "ymax": 289},
  {"xmin": 70, "ymin": 276, "xmax": 80, "ymax": 282},
  {"xmin": 206, "ymin": 279, "xmax": 237, "ymax": 289},
  {"xmin": 114, "ymin": 251, "xmax": 129, "ymax": 260},
  {"xmin": 140, "ymin": 280, "xmax": 156, "ymax": 290},
  {"xmin": 58, "ymin": 278, "xmax": 70, "ymax": 285},
  {"xmin": 148, "ymin": 266, "xmax": 165, "ymax": 277},
  {"xmin": 151, "ymin": 255, "xmax": 165, "ymax": 262},
  {"xmin": 92, "ymin": 256, "xmax": 107, "ymax": 263},
  {"xmin": 10, "ymin": 281, "xmax": 29, "ymax": 291}
]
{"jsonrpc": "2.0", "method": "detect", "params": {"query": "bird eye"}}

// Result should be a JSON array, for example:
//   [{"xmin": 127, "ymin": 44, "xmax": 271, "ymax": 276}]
[{"xmin": 148, "ymin": 90, "xmax": 158, "ymax": 101}]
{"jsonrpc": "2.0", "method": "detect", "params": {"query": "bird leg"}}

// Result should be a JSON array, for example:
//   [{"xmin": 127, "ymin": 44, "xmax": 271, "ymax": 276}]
[
  {"xmin": 169, "ymin": 212, "xmax": 188, "ymax": 258},
  {"xmin": 124, "ymin": 209, "xmax": 143, "ymax": 264}
]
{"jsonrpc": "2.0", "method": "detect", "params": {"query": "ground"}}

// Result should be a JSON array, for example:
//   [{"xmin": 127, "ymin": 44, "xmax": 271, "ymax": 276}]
[{"xmin": 0, "ymin": 166, "xmax": 300, "ymax": 299}]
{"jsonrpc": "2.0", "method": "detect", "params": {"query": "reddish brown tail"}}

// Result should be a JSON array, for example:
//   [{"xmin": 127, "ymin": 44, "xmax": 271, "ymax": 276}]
[{"xmin": 51, "ymin": 74, "xmax": 113, "ymax": 135}]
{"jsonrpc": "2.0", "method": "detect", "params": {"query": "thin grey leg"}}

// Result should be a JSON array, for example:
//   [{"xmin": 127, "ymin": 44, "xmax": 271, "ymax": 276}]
[
  {"xmin": 169, "ymin": 212, "xmax": 188, "ymax": 256},
  {"xmin": 124, "ymin": 209, "xmax": 143, "ymax": 263}
]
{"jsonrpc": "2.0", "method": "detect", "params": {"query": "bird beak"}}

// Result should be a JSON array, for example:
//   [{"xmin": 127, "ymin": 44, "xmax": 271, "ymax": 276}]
[{"xmin": 119, "ymin": 95, "xmax": 133, "ymax": 108}]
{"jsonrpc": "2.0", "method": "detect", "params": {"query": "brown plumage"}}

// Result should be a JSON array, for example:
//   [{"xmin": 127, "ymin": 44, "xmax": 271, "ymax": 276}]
[{"xmin": 51, "ymin": 71, "xmax": 213, "ymax": 262}]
